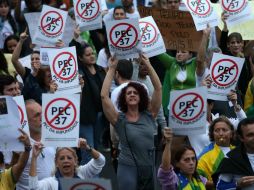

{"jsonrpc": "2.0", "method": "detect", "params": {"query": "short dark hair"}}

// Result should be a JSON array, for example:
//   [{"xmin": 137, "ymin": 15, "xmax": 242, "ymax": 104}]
[
  {"xmin": 227, "ymin": 32, "xmax": 243, "ymax": 43},
  {"xmin": 32, "ymin": 50, "xmax": 40, "ymax": 56},
  {"xmin": 116, "ymin": 59, "xmax": 133, "ymax": 80},
  {"xmin": 209, "ymin": 116, "xmax": 235, "ymax": 142},
  {"xmin": 117, "ymin": 82, "xmax": 149, "ymax": 113},
  {"xmin": 237, "ymin": 117, "xmax": 254, "ymax": 138},
  {"xmin": 0, "ymin": 75, "xmax": 16, "ymax": 94},
  {"xmin": 113, "ymin": 6, "xmax": 126, "ymax": 15}
]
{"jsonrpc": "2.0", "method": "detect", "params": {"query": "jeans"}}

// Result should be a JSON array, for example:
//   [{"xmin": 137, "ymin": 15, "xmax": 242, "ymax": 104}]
[{"xmin": 79, "ymin": 112, "xmax": 106, "ymax": 164}]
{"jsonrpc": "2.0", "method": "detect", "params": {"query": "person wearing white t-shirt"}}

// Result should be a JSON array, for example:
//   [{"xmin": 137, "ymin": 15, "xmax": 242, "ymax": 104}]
[{"xmin": 16, "ymin": 100, "xmax": 55, "ymax": 190}]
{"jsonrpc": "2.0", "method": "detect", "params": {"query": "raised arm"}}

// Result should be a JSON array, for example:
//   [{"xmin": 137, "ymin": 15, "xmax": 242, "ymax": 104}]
[
  {"xmin": 141, "ymin": 54, "xmax": 162, "ymax": 118},
  {"xmin": 11, "ymin": 29, "xmax": 29, "ymax": 78},
  {"xmin": 161, "ymin": 128, "xmax": 173, "ymax": 170},
  {"xmin": 101, "ymin": 57, "xmax": 119, "ymax": 126},
  {"xmin": 196, "ymin": 26, "xmax": 211, "ymax": 76},
  {"xmin": 12, "ymin": 129, "xmax": 31, "ymax": 182}
]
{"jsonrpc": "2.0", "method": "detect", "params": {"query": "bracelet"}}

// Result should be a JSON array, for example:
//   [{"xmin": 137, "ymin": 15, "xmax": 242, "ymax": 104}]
[{"xmin": 24, "ymin": 145, "xmax": 32, "ymax": 152}]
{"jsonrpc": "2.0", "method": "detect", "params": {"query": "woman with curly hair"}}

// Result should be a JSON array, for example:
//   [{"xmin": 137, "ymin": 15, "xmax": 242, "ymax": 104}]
[{"xmin": 101, "ymin": 54, "xmax": 162, "ymax": 190}]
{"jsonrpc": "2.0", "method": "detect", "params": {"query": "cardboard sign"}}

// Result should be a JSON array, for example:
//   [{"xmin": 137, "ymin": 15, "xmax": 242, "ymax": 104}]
[
  {"xmin": 138, "ymin": 6, "xmax": 202, "ymax": 51},
  {"xmin": 208, "ymin": 53, "xmax": 244, "ymax": 101},
  {"xmin": 45, "ymin": 46, "xmax": 81, "ymax": 94},
  {"xmin": 169, "ymin": 87, "xmax": 207, "ymax": 135},
  {"xmin": 105, "ymin": 18, "xmax": 142, "ymax": 59},
  {"xmin": 0, "ymin": 96, "xmax": 23, "ymax": 151},
  {"xmin": 73, "ymin": 0, "xmax": 102, "ymax": 31},
  {"xmin": 183, "ymin": 0, "xmax": 219, "ymax": 31},
  {"xmin": 60, "ymin": 178, "xmax": 112, "ymax": 190},
  {"xmin": 41, "ymin": 94, "xmax": 80, "ymax": 147},
  {"xmin": 220, "ymin": 0, "xmax": 254, "ymax": 27},
  {"xmin": 33, "ymin": 5, "xmax": 68, "ymax": 45},
  {"xmin": 139, "ymin": 16, "xmax": 166, "ymax": 57},
  {"xmin": 13, "ymin": 96, "xmax": 30, "ymax": 136}
]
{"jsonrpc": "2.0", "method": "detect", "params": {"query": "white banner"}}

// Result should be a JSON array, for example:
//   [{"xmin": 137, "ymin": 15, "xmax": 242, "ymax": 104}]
[
  {"xmin": 33, "ymin": 5, "xmax": 68, "ymax": 45},
  {"xmin": 0, "ymin": 96, "xmax": 23, "ymax": 151},
  {"xmin": 73, "ymin": 0, "xmax": 102, "ymax": 31},
  {"xmin": 139, "ymin": 16, "xmax": 166, "ymax": 57},
  {"xmin": 208, "ymin": 53, "xmax": 244, "ymax": 101},
  {"xmin": 169, "ymin": 87, "xmax": 207, "ymax": 135},
  {"xmin": 220, "ymin": 0, "xmax": 254, "ymax": 27},
  {"xmin": 60, "ymin": 178, "xmax": 112, "ymax": 190},
  {"xmin": 13, "ymin": 96, "xmax": 30, "ymax": 136},
  {"xmin": 105, "ymin": 18, "xmax": 142, "ymax": 59},
  {"xmin": 183, "ymin": 0, "xmax": 220, "ymax": 31},
  {"xmin": 41, "ymin": 94, "xmax": 80, "ymax": 147},
  {"xmin": 45, "ymin": 46, "xmax": 81, "ymax": 94}
]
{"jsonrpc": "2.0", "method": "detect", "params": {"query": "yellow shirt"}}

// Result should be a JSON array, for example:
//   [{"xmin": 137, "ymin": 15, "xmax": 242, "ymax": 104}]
[{"xmin": 0, "ymin": 168, "xmax": 16, "ymax": 190}]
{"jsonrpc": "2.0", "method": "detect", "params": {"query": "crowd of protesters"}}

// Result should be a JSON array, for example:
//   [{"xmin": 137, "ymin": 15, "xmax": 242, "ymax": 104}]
[{"xmin": 0, "ymin": 0, "xmax": 254, "ymax": 190}]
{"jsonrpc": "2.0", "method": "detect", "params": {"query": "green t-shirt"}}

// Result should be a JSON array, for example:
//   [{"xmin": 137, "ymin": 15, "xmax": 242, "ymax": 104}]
[{"xmin": 158, "ymin": 53, "xmax": 197, "ymax": 116}]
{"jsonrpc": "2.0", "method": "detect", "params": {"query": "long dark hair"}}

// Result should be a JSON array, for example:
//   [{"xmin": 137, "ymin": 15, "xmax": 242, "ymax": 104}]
[
  {"xmin": 0, "ymin": 0, "xmax": 17, "ymax": 34},
  {"xmin": 174, "ymin": 145, "xmax": 200, "ymax": 179},
  {"xmin": 3, "ymin": 34, "xmax": 19, "ymax": 53},
  {"xmin": 0, "ymin": 50, "xmax": 9, "ymax": 74}
]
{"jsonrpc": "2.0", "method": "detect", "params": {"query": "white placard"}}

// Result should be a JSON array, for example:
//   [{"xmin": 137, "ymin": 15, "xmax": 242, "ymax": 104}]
[
  {"xmin": 220, "ymin": 0, "xmax": 254, "ymax": 27},
  {"xmin": 60, "ymin": 178, "xmax": 112, "ymax": 190},
  {"xmin": 33, "ymin": 5, "xmax": 68, "ymax": 46},
  {"xmin": 13, "ymin": 96, "xmax": 30, "ymax": 136},
  {"xmin": 19, "ymin": 54, "xmax": 32, "ymax": 69},
  {"xmin": 169, "ymin": 87, "xmax": 207, "ymax": 135},
  {"xmin": 139, "ymin": 16, "xmax": 166, "ymax": 57},
  {"xmin": 41, "ymin": 94, "xmax": 80, "ymax": 147},
  {"xmin": 105, "ymin": 18, "xmax": 142, "ymax": 59},
  {"xmin": 0, "ymin": 96, "xmax": 23, "ymax": 151},
  {"xmin": 45, "ymin": 46, "xmax": 81, "ymax": 94},
  {"xmin": 183, "ymin": 0, "xmax": 220, "ymax": 31},
  {"xmin": 208, "ymin": 53, "xmax": 244, "ymax": 101},
  {"xmin": 25, "ymin": 13, "xmax": 76, "ymax": 48},
  {"xmin": 73, "ymin": 0, "xmax": 102, "ymax": 31}
]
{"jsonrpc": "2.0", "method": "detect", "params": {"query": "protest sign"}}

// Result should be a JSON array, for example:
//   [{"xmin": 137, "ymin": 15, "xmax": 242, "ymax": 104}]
[
  {"xmin": 45, "ymin": 46, "xmax": 81, "ymax": 94},
  {"xmin": 41, "ymin": 94, "xmax": 80, "ymax": 147},
  {"xmin": 139, "ymin": 16, "xmax": 166, "ymax": 57},
  {"xmin": 183, "ymin": 0, "xmax": 219, "ymax": 31},
  {"xmin": 208, "ymin": 53, "xmax": 244, "ymax": 101},
  {"xmin": 0, "ymin": 96, "xmax": 23, "ymax": 151},
  {"xmin": 60, "ymin": 178, "xmax": 112, "ymax": 190},
  {"xmin": 220, "ymin": 0, "xmax": 254, "ymax": 27},
  {"xmin": 105, "ymin": 18, "xmax": 142, "ymax": 59},
  {"xmin": 13, "ymin": 96, "xmax": 30, "ymax": 136},
  {"xmin": 33, "ymin": 5, "xmax": 68, "ymax": 45},
  {"xmin": 169, "ymin": 87, "xmax": 207, "ymax": 135},
  {"xmin": 213, "ymin": 2, "xmax": 254, "ymax": 40},
  {"xmin": 138, "ymin": 6, "xmax": 202, "ymax": 51},
  {"xmin": 73, "ymin": 0, "xmax": 102, "ymax": 31}
]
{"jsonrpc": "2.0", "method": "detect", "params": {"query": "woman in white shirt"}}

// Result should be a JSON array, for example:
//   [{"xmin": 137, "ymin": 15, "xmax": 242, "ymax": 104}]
[{"xmin": 29, "ymin": 138, "xmax": 105, "ymax": 190}]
